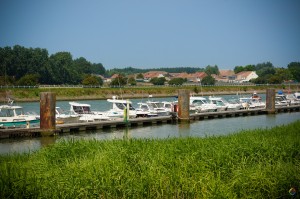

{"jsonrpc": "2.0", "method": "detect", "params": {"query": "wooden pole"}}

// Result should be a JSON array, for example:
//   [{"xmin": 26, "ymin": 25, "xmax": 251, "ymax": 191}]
[
  {"xmin": 40, "ymin": 92, "xmax": 56, "ymax": 136},
  {"xmin": 178, "ymin": 89, "xmax": 190, "ymax": 121},
  {"xmin": 266, "ymin": 89, "xmax": 275, "ymax": 114}
]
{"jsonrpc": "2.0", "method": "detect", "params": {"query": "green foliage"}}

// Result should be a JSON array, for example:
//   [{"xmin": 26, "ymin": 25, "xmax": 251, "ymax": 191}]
[
  {"xmin": 205, "ymin": 65, "xmax": 219, "ymax": 75},
  {"xmin": 81, "ymin": 75, "xmax": 103, "ymax": 86},
  {"xmin": 136, "ymin": 73, "xmax": 144, "ymax": 79},
  {"xmin": 150, "ymin": 77, "xmax": 166, "ymax": 85},
  {"xmin": 201, "ymin": 75, "xmax": 216, "ymax": 85},
  {"xmin": 0, "ymin": 45, "xmax": 106, "ymax": 85},
  {"xmin": 234, "ymin": 65, "xmax": 255, "ymax": 73},
  {"xmin": 110, "ymin": 74, "xmax": 127, "ymax": 87},
  {"xmin": 287, "ymin": 62, "xmax": 300, "ymax": 82},
  {"xmin": 168, "ymin": 78, "xmax": 186, "ymax": 85},
  {"xmin": 16, "ymin": 74, "xmax": 39, "ymax": 86},
  {"xmin": 0, "ymin": 121, "xmax": 299, "ymax": 198},
  {"xmin": 127, "ymin": 77, "xmax": 137, "ymax": 86}
]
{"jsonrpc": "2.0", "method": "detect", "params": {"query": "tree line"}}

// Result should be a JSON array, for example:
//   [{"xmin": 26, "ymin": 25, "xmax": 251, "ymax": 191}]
[
  {"xmin": 1, "ymin": 45, "xmax": 299, "ymax": 86},
  {"xmin": 0, "ymin": 45, "xmax": 105, "ymax": 86}
]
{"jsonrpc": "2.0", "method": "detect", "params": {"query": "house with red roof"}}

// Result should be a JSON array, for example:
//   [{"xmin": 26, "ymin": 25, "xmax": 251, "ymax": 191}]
[{"xmin": 235, "ymin": 71, "xmax": 258, "ymax": 83}]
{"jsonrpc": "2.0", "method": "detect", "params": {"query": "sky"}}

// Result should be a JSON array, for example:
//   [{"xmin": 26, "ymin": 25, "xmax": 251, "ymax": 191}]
[{"xmin": 1, "ymin": 0, "xmax": 300, "ymax": 70}]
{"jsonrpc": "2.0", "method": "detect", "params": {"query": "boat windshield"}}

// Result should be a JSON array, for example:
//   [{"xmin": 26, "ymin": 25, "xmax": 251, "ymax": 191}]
[
  {"xmin": 192, "ymin": 100, "xmax": 204, "ymax": 105},
  {"xmin": 73, "ymin": 106, "xmax": 91, "ymax": 114},
  {"xmin": 216, "ymin": 101, "xmax": 225, "ymax": 106}
]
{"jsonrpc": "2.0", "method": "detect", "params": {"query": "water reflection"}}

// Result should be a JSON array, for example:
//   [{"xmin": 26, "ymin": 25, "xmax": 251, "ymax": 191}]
[{"xmin": 178, "ymin": 122, "xmax": 191, "ymax": 137}]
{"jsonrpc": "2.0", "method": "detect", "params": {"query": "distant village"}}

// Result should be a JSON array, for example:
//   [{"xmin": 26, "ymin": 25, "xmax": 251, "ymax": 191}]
[{"xmin": 101, "ymin": 70, "xmax": 258, "ymax": 85}]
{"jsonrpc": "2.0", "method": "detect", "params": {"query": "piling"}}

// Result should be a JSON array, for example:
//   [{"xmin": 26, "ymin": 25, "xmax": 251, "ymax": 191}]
[
  {"xmin": 40, "ymin": 92, "xmax": 56, "ymax": 136},
  {"xmin": 178, "ymin": 89, "xmax": 190, "ymax": 121},
  {"xmin": 266, "ymin": 88, "xmax": 275, "ymax": 114}
]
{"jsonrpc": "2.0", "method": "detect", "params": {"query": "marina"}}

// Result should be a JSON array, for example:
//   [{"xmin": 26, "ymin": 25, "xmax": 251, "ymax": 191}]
[{"xmin": 1, "ymin": 104, "xmax": 299, "ymax": 139}]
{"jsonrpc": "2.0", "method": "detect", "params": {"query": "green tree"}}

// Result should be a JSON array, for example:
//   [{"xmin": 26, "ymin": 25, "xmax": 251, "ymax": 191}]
[
  {"xmin": 168, "ymin": 78, "xmax": 186, "ymax": 85},
  {"xmin": 110, "ymin": 74, "xmax": 127, "ymax": 87},
  {"xmin": 287, "ymin": 62, "xmax": 300, "ymax": 82},
  {"xmin": 201, "ymin": 75, "xmax": 216, "ymax": 85},
  {"xmin": 136, "ymin": 73, "xmax": 144, "ymax": 79},
  {"xmin": 82, "ymin": 75, "xmax": 103, "ymax": 86},
  {"xmin": 127, "ymin": 77, "xmax": 137, "ymax": 86},
  {"xmin": 205, "ymin": 65, "xmax": 219, "ymax": 75},
  {"xmin": 16, "ymin": 74, "xmax": 39, "ymax": 86},
  {"xmin": 150, "ymin": 77, "xmax": 166, "ymax": 85},
  {"xmin": 234, "ymin": 66, "xmax": 244, "ymax": 74}
]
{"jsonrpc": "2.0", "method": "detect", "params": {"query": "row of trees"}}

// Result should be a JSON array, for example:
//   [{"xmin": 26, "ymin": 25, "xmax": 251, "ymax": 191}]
[
  {"xmin": 1, "ymin": 45, "xmax": 299, "ymax": 86},
  {"xmin": 0, "ymin": 45, "xmax": 105, "ymax": 85},
  {"xmin": 234, "ymin": 62, "xmax": 300, "ymax": 84}
]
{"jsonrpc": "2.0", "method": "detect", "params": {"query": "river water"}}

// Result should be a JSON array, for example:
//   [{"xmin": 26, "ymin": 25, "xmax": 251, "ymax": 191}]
[{"xmin": 1, "ymin": 94, "xmax": 300, "ymax": 154}]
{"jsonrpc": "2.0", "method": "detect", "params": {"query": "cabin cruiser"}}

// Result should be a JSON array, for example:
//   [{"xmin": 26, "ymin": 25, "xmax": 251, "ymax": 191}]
[
  {"xmin": 0, "ymin": 105, "xmax": 40, "ymax": 127},
  {"xmin": 106, "ymin": 97, "xmax": 137, "ymax": 119},
  {"xmin": 190, "ymin": 96, "xmax": 217, "ymax": 113},
  {"xmin": 223, "ymin": 98, "xmax": 243, "ymax": 111},
  {"xmin": 249, "ymin": 98, "xmax": 266, "ymax": 109},
  {"xmin": 208, "ymin": 96, "xmax": 228, "ymax": 111},
  {"xmin": 56, "ymin": 107, "xmax": 80, "ymax": 123},
  {"xmin": 69, "ymin": 102, "xmax": 110, "ymax": 122},
  {"xmin": 136, "ymin": 101, "xmax": 170, "ymax": 117}
]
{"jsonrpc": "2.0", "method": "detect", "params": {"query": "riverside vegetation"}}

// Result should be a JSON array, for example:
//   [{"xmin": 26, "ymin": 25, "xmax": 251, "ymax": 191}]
[
  {"xmin": 1, "ymin": 84, "xmax": 297, "ymax": 101},
  {"xmin": 0, "ymin": 121, "xmax": 299, "ymax": 198}
]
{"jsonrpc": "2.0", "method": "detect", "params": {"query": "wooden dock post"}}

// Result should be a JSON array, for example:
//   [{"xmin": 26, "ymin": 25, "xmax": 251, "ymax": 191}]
[
  {"xmin": 40, "ymin": 92, "xmax": 56, "ymax": 136},
  {"xmin": 178, "ymin": 89, "xmax": 190, "ymax": 122},
  {"xmin": 266, "ymin": 88, "xmax": 275, "ymax": 114}
]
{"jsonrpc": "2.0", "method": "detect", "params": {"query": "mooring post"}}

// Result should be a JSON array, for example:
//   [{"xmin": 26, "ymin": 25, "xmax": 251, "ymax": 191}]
[
  {"xmin": 266, "ymin": 88, "xmax": 275, "ymax": 114},
  {"xmin": 40, "ymin": 92, "xmax": 56, "ymax": 136},
  {"xmin": 178, "ymin": 89, "xmax": 190, "ymax": 122}
]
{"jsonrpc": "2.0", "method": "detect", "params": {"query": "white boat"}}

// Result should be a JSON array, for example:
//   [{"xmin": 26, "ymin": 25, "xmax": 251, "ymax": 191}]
[
  {"xmin": 69, "ymin": 102, "xmax": 110, "ymax": 122},
  {"xmin": 286, "ymin": 92, "xmax": 300, "ymax": 105},
  {"xmin": 106, "ymin": 96, "xmax": 137, "ymax": 119},
  {"xmin": 223, "ymin": 98, "xmax": 243, "ymax": 111},
  {"xmin": 136, "ymin": 101, "xmax": 170, "ymax": 117},
  {"xmin": 56, "ymin": 107, "xmax": 80, "ymax": 123},
  {"xmin": 146, "ymin": 101, "xmax": 170, "ymax": 116},
  {"xmin": 208, "ymin": 96, "xmax": 228, "ymax": 111},
  {"xmin": 135, "ymin": 103, "xmax": 158, "ymax": 117},
  {"xmin": 0, "ymin": 105, "xmax": 40, "ymax": 127},
  {"xmin": 190, "ymin": 96, "xmax": 217, "ymax": 113},
  {"xmin": 249, "ymin": 98, "xmax": 266, "ymax": 109}
]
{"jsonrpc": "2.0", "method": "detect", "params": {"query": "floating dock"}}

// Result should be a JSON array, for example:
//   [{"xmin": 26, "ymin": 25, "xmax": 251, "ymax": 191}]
[{"xmin": 0, "ymin": 105, "xmax": 300, "ymax": 139}]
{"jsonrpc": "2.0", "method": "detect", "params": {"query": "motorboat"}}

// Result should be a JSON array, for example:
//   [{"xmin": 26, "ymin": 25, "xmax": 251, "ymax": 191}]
[
  {"xmin": 239, "ymin": 95, "xmax": 265, "ymax": 109},
  {"xmin": 249, "ymin": 98, "xmax": 266, "ymax": 109},
  {"xmin": 208, "ymin": 96, "xmax": 228, "ymax": 111},
  {"xmin": 0, "ymin": 104, "xmax": 40, "ymax": 127},
  {"xmin": 135, "ymin": 103, "xmax": 158, "ymax": 117},
  {"xmin": 190, "ymin": 96, "xmax": 217, "ymax": 113},
  {"xmin": 56, "ymin": 107, "xmax": 80, "ymax": 123},
  {"xmin": 106, "ymin": 96, "xmax": 137, "ymax": 119},
  {"xmin": 223, "ymin": 98, "xmax": 243, "ymax": 111},
  {"xmin": 136, "ymin": 101, "xmax": 170, "ymax": 117},
  {"xmin": 286, "ymin": 92, "xmax": 300, "ymax": 105},
  {"xmin": 146, "ymin": 101, "xmax": 170, "ymax": 116},
  {"xmin": 69, "ymin": 102, "xmax": 110, "ymax": 122}
]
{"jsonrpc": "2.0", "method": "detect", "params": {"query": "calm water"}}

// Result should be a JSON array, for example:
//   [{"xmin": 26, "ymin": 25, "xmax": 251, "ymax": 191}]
[{"xmin": 1, "ymin": 94, "xmax": 299, "ymax": 154}]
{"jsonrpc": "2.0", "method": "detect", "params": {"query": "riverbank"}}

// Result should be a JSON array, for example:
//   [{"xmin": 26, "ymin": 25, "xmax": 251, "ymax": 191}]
[
  {"xmin": 1, "ymin": 121, "xmax": 299, "ymax": 198},
  {"xmin": 1, "ymin": 84, "xmax": 298, "ymax": 102}
]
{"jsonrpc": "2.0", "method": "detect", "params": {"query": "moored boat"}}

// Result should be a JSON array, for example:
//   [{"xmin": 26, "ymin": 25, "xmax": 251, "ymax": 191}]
[{"xmin": 0, "ymin": 105, "xmax": 40, "ymax": 127}]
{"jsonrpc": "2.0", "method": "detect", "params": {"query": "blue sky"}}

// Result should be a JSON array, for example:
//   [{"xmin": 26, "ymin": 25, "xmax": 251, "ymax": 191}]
[{"xmin": 1, "ymin": 0, "xmax": 299, "ymax": 70}]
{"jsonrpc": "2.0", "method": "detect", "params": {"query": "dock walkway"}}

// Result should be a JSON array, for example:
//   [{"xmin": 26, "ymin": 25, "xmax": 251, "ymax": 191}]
[{"xmin": 1, "ymin": 105, "xmax": 300, "ymax": 139}]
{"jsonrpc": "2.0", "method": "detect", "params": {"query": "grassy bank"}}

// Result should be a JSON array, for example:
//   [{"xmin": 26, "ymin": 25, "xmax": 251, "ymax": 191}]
[
  {"xmin": 1, "ymin": 84, "xmax": 296, "ymax": 101},
  {"xmin": 1, "ymin": 121, "xmax": 300, "ymax": 198}
]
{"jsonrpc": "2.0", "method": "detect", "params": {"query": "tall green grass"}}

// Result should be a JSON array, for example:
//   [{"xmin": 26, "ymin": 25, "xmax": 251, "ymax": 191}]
[{"xmin": 1, "ymin": 121, "xmax": 300, "ymax": 198}]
